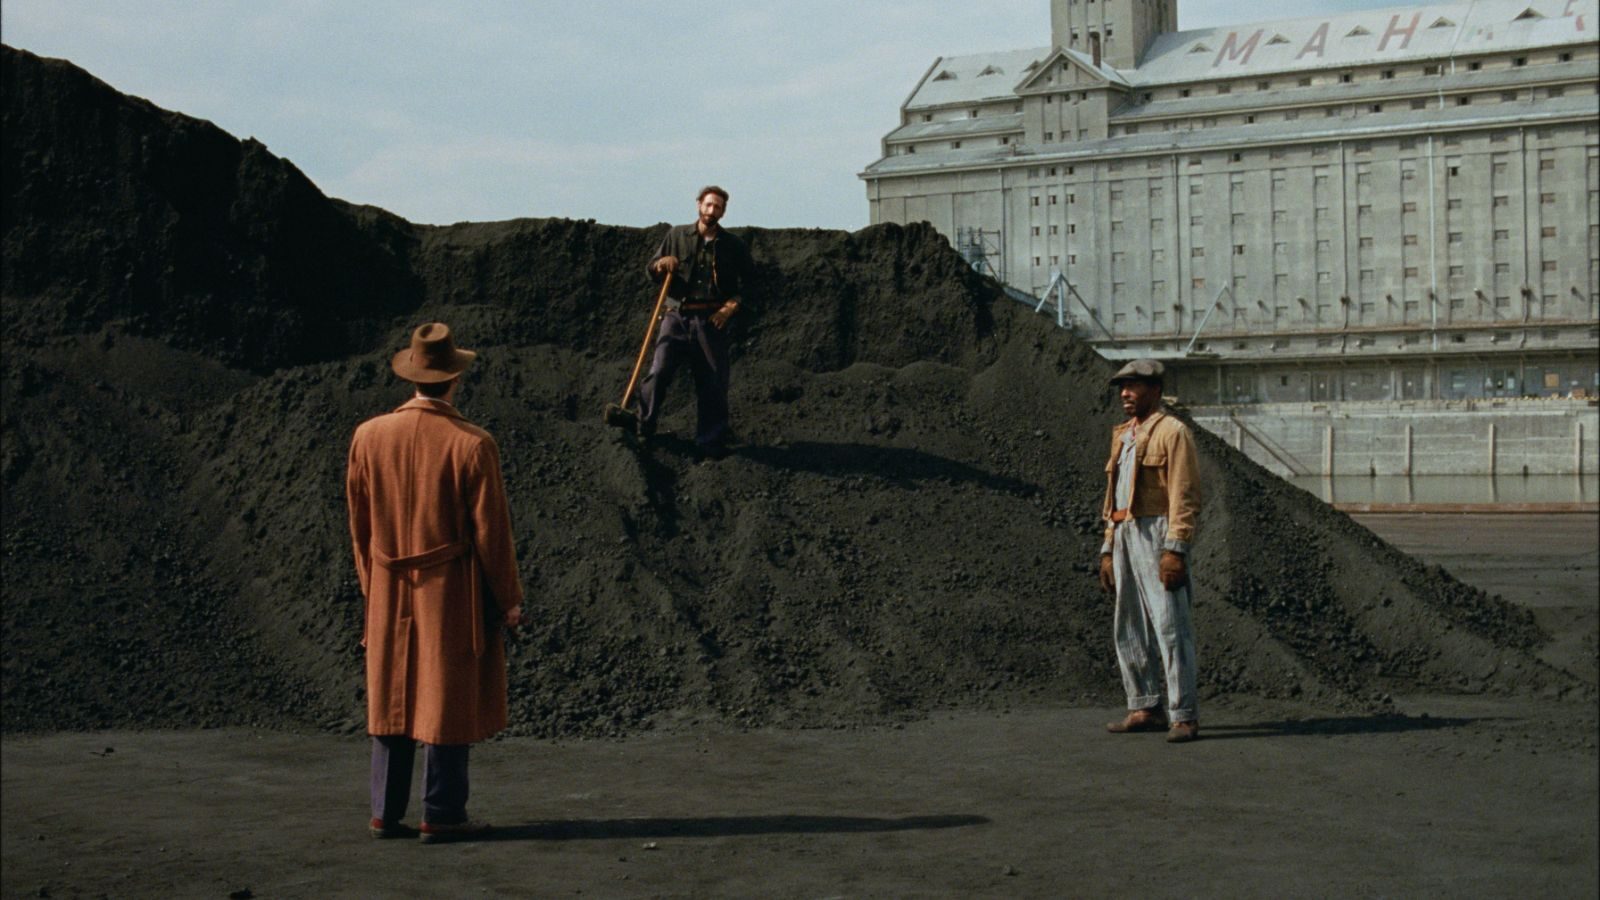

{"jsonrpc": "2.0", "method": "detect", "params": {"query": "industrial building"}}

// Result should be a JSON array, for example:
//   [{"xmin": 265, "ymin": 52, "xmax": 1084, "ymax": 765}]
[{"xmin": 860, "ymin": 0, "xmax": 1600, "ymax": 414}]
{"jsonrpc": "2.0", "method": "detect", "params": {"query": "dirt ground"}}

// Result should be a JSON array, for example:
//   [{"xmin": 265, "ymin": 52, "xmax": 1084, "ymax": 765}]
[{"xmin": 5, "ymin": 514, "xmax": 1595, "ymax": 899}]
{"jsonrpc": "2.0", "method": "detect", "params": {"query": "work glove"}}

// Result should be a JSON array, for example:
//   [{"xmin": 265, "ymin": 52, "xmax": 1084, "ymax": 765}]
[
  {"xmin": 1159, "ymin": 551, "xmax": 1187, "ymax": 590},
  {"xmin": 1098, "ymin": 553, "xmax": 1114, "ymax": 594},
  {"xmin": 652, "ymin": 255, "xmax": 679, "ymax": 275},
  {"xmin": 710, "ymin": 301, "xmax": 738, "ymax": 329}
]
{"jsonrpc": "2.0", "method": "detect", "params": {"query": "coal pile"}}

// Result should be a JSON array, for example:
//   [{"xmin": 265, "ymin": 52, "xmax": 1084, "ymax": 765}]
[{"xmin": 1, "ymin": 45, "xmax": 1577, "ymax": 737}]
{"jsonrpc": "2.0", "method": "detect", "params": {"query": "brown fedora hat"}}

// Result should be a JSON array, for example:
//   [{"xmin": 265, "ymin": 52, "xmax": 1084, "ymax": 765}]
[{"xmin": 391, "ymin": 322, "xmax": 476, "ymax": 383}]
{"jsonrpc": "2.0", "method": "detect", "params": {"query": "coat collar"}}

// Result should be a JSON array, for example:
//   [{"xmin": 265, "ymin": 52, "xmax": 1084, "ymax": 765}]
[
  {"xmin": 1113, "ymin": 409, "xmax": 1165, "ymax": 439},
  {"xmin": 394, "ymin": 396, "xmax": 466, "ymax": 420}
]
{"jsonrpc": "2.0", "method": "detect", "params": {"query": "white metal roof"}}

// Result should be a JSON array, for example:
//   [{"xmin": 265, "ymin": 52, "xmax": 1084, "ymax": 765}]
[
  {"xmin": 903, "ymin": 46, "xmax": 1051, "ymax": 109},
  {"xmin": 1134, "ymin": 0, "xmax": 1598, "ymax": 85},
  {"xmin": 897, "ymin": 0, "xmax": 1596, "ymax": 110}
]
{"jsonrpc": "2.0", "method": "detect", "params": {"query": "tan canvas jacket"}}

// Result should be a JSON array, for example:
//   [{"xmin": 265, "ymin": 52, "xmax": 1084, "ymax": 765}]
[{"xmin": 1100, "ymin": 411, "xmax": 1202, "ymax": 552}]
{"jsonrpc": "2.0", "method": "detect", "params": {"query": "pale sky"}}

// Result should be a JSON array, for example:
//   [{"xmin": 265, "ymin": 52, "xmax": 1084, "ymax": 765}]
[{"xmin": 2, "ymin": 1, "xmax": 1408, "ymax": 229}]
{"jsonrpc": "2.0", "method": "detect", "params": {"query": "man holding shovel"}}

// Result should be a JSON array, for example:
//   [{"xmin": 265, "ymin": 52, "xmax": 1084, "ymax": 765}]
[
  {"xmin": 636, "ymin": 185, "xmax": 754, "ymax": 460},
  {"xmin": 1097, "ymin": 359, "xmax": 1203, "ymax": 743}
]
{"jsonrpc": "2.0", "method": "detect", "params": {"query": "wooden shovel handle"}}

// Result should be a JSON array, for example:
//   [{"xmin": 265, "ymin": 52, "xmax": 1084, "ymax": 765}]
[{"xmin": 619, "ymin": 275, "xmax": 673, "ymax": 407}]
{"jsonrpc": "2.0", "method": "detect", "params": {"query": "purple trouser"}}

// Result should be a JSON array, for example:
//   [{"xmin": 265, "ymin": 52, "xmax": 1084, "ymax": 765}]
[
  {"xmin": 370, "ymin": 736, "xmax": 470, "ymax": 825},
  {"xmin": 637, "ymin": 310, "xmax": 731, "ymax": 447}
]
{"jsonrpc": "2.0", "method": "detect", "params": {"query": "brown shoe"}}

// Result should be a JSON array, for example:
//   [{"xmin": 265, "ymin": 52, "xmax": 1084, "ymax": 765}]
[
  {"xmin": 419, "ymin": 818, "xmax": 492, "ymax": 844},
  {"xmin": 1166, "ymin": 720, "xmax": 1200, "ymax": 743},
  {"xmin": 1105, "ymin": 709, "xmax": 1169, "ymax": 733},
  {"xmin": 369, "ymin": 817, "xmax": 418, "ymax": 840}
]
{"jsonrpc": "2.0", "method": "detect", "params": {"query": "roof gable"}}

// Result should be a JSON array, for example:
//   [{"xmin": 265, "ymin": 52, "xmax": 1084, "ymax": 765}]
[{"xmin": 1014, "ymin": 46, "xmax": 1130, "ymax": 94}]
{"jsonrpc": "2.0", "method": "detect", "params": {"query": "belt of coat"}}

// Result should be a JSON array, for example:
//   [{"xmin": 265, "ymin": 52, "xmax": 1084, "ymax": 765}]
[
  {"xmin": 372, "ymin": 540, "xmax": 487, "ymax": 657},
  {"xmin": 373, "ymin": 540, "xmax": 470, "ymax": 570}
]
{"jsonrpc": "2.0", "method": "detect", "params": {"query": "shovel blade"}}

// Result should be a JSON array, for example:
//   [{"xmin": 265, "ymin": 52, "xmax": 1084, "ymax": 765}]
[{"xmin": 603, "ymin": 403, "xmax": 637, "ymax": 430}]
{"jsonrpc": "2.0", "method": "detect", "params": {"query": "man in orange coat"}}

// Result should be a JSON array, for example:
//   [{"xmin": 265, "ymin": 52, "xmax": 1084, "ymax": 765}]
[{"xmin": 346, "ymin": 322, "xmax": 525, "ymax": 842}]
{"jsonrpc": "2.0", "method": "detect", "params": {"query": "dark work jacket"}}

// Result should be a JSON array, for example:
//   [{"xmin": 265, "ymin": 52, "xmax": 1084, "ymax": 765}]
[{"xmin": 648, "ymin": 224, "xmax": 754, "ymax": 305}]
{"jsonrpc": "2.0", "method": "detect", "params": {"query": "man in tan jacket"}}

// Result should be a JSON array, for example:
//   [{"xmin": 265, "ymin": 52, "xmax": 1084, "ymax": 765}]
[
  {"xmin": 1096, "ymin": 359, "xmax": 1203, "ymax": 743},
  {"xmin": 347, "ymin": 322, "xmax": 525, "ymax": 842}
]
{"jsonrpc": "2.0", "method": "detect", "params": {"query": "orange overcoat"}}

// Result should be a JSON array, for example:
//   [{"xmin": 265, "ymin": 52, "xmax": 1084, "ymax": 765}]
[{"xmin": 346, "ymin": 397, "xmax": 524, "ymax": 745}]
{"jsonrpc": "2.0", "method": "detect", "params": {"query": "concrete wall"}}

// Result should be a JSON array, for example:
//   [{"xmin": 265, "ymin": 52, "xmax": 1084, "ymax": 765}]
[{"xmin": 1191, "ymin": 398, "xmax": 1600, "ymax": 476}]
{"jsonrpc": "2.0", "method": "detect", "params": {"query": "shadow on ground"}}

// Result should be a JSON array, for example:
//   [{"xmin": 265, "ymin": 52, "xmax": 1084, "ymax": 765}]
[
  {"xmin": 482, "ymin": 813, "xmax": 991, "ymax": 842},
  {"xmin": 1203, "ymin": 714, "xmax": 1484, "ymax": 741}
]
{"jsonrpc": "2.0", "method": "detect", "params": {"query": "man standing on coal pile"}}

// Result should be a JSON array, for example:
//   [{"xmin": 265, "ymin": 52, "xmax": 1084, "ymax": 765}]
[
  {"xmin": 1097, "ymin": 359, "xmax": 1203, "ymax": 743},
  {"xmin": 638, "ymin": 185, "xmax": 754, "ymax": 460},
  {"xmin": 346, "ymin": 322, "xmax": 525, "ymax": 842}
]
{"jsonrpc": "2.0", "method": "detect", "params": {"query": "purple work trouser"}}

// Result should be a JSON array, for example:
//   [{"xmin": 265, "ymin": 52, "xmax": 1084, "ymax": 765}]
[
  {"xmin": 370, "ymin": 736, "xmax": 470, "ymax": 825},
  {"xmin": 637, "ymin": 310, "xmax": 731, "ymax": 447}
]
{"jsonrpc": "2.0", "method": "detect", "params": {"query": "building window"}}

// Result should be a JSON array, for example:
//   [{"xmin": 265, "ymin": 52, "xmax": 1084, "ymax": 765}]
[
  {"xmin": 1513, "ymin": 56, "xmax": 1527, "ymax": 67},
  {"xmin": 1381, "ymin": 69, "xmax": 1395, "ymax": 79},
  {"xmin": 1031, "ymin": 226, "xmax": 1040, "ymax": 236},
  {"xmin": 1411, "ymin": 98, "xmax": 1427, "ymax": 110},
  {"xmin": 1403, "ymin": 235, "xmax": 1419, "ymax": 245},
  {"xmin": 951, "ymin": 141, "xmax": 962, "ymax": 149},
  {"xmin": 1233, "ymin": 244, "xmax": 1246, "ymax": 255},
  {"xmin": 1542, "ymin": 226, "xmax": 1557, "ymax": 237},
  {"xmin": 1494, "ymin": 229, "xmax": 1509, "ymax": 240},
  {"xmin": 1542, "ymin": 260, "xmax": 1558, "ymax": 271},
  {"xmin": 1402, "ymin": 201, "xmax": 1417, "ymax": 212},
  {"xmin": 1192, "ymin": 247, "xmax": 1206, "ymax": 257}
]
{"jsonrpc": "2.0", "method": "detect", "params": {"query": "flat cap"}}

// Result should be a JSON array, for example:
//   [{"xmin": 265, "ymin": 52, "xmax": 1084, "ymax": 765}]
[{"xmin": 1109, "ymin": 358, "xmax": 1165, "ymax": 385}]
